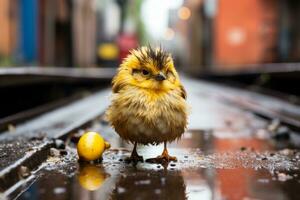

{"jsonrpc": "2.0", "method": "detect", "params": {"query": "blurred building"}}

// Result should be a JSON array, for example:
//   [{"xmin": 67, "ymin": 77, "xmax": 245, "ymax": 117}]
[
  {"xmin": 214, "ymin": 0, "xmax": 279, "ymax": 68},
  {"xmin": 1, "ymin": 0, "xmax": 300, "ymax": 72},
  {"xmin": 0, "ymin": 0, "xmax": 142, "ymax": 68},
  {"xmin": 39, "ymin": 0, "xmax": 100, "ymax": 67},
  {"xmin": 0, "ymin": 0, "xmax": 18, "ymax": 64},
  {"xmin": 176, "ymin": 0, "xmax": 300, "ymax": 73}
]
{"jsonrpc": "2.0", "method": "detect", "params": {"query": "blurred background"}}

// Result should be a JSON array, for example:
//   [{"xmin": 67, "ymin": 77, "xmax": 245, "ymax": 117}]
[
  {"xmin": 1, "ymin": 0, "xmax": 300, "ymax": 72},
  {"xmin": 1, "ymin": 1, "xmax": 300, "ymax": 200}
]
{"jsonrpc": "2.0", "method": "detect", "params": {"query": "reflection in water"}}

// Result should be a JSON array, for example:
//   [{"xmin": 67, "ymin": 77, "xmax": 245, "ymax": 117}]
[
  {"xmin": 77, "ymin": 164, "xmax": 109, "ymax": 191},
  {"xmin": 109, "ymin": 169, "xmax": 187, "ymax": 200},
  {"xmin": 213, "ymin": 137, "xmax": 288, "ymax": 200},
  {"xmin": 17, "ymin": 171, "xmax": 71, "ymax": 200},
  {"xmin": 72, "ymin": 163, "xmax": 115, "ymax": 200}
]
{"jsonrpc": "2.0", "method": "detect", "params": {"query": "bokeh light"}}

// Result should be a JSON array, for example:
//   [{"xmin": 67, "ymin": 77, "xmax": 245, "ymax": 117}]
[{"xmin": 178, "ymin": 6, "xmax": 191, "ymax": 20}]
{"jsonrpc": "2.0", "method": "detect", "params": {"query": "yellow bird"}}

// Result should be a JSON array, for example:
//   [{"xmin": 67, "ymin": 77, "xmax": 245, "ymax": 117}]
[{"xmin": 106, "ymin": 46, "xmax": 188, "ymax": 163}]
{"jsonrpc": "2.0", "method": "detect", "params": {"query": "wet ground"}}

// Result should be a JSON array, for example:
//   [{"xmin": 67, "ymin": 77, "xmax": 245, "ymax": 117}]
[
  {"xmin": 15, "ymin": 135, "xmax": 300, "ymax": 200},
  {"xmin": 2, "ymin": 77, "xmax": 300, "ymax": 200},
  {"xmin": 0, "ymin": 139, "xmax": 46, "ymax": 170}
]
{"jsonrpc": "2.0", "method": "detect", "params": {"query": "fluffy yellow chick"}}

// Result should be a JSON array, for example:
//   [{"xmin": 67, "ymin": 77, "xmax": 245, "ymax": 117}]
[{"xmin": 106, "ymin": 46, "xmax": 188, "ymax": 163}]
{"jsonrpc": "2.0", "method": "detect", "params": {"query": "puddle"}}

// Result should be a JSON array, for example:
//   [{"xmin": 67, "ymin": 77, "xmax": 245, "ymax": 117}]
[{"xmin": 15, "ymin": 129, "xmax": 300, "ymax": 200}]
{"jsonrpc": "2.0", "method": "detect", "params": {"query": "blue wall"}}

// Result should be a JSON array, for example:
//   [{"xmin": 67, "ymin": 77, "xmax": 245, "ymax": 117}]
[{"xmin": 19, "ymin": 0, "xmax": 38, "ymax": 63}]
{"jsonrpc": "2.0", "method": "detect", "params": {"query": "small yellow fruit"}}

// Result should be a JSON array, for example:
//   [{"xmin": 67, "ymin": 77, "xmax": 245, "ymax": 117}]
[
  {"xmin": 78, "ymin": 164, "xmax": 106, "ymax": 191},
  {"xmin": 77, "ymin": 131, "xmax": 107, "ymax": 161}
]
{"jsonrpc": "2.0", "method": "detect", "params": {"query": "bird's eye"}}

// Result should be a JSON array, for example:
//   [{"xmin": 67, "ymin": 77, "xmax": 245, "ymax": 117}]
[{"xmin": 142, "ymin": 69, "xmax": 149, "ymax": 75}]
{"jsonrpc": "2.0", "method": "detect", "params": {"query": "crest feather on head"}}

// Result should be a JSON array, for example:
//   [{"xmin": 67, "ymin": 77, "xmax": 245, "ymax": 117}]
[{"xmin": 132, "ymin": 45, "xmax": 170, "ymax": 70}]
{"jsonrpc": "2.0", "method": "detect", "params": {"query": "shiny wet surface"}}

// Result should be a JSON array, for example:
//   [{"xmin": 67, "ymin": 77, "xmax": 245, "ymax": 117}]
[
  {"xmin": 16, "ymin": 136, "xmax": 300, "ymax": 200},
  {"xmin": 15, "ymin": 78, "xmax": 300, "ymax": 200}
]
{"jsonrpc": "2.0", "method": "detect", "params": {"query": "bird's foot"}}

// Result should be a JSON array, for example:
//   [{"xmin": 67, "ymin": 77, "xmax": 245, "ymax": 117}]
[
  {"xmin": 125, "ymin": 154, "xmax": 144, "ymax": 163},
  {"xmin": 146, "ymin": 150, "xmax": 177, "ymax": 164}
]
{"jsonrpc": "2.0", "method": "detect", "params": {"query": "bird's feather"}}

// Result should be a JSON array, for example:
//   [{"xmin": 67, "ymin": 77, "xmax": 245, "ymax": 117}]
[{"xmin": 106, "ymin": 46, "xmax": 188, "ymax": 145}]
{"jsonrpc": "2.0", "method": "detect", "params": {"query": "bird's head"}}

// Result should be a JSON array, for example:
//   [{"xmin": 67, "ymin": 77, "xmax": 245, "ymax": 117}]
[{"xmin": 115, "ymin": 46, "xmax": 180, "ymax": 92}]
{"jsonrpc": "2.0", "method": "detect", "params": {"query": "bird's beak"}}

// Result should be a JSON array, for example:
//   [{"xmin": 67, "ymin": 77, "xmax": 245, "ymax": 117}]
[{"xmin": 155, "ymin": 72, "xmax": 166, "ymax": 81}]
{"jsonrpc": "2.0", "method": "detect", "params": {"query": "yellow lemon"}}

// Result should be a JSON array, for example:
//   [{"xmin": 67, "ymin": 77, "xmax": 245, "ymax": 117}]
[
  {"xmin": 77, "ymin": 131, "xmax": 106, "ymax": 161},
  {"xmin": 78, "ymin": 164, "xmax": 106, "ymax": 191}
]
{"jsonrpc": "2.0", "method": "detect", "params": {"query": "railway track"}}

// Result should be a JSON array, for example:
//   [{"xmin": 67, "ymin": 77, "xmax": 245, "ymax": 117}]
[{"xmin": 0, "ymin": 68, "xmax": 300, "ymax": 200}]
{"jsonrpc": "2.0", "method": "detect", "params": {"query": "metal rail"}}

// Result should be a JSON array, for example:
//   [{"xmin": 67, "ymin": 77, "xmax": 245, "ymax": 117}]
[
  {"xmin": 183, "ymin": 77, "xmax": 300, "ymax": 130},
  {"xmin": 0, "ymin": 67, "xmax": 116, "ymax": 87},
  {"xmin": 0, "ymin": 89, "xmax": 110, "ymax": 193}
]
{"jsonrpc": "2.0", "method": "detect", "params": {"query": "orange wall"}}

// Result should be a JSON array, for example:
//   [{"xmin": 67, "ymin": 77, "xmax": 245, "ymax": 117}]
[
  {"xmin": 214, "ymin": 0, "xmax": 278, "ymax": 69},
  {"xmin": 0, "ymin": 0, "xmax": 18, "ymax": 57},
  {"xmin": 214, "ymin": 138, "xmax": 272, "ymax": 200},
  {"xmin": 0, "ymin": 0, "xmax": 10, "ymax": 56}
]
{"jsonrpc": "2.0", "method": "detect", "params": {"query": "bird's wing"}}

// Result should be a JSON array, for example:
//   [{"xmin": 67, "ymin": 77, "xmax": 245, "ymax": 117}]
[
  {"xmin": 112, "ymin": 82, "xmax": 121, "ymax": 93},
  {"xmin": 111, "ymin": 76, "xmax": 125, "ymax": 93},
  {"xmin": 179, "ymin": 84, "xmax": 187, "ymax": 99}
]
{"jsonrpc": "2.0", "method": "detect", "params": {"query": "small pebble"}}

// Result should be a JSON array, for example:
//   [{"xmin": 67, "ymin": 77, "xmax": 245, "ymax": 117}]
[
  {"xmin": 50, "ymin": 148, "xmax": 60, "ymax": 157},
  {"xmin": 8, "ymin": 124, "xmax": 16, "ymax": 132},
  {"xmin": 19, "ymin": 166, "xmax": 30, "ymax": 178},
  {"xmin": 54, "ymin": 139, "xmax": 65, "ymax": 149}
]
